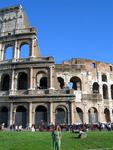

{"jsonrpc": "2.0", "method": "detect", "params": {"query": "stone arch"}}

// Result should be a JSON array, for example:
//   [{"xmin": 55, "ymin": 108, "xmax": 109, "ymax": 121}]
[
  {"xmin": 57, "ymin": 77, "xmax": 64, "ymax": 89},
  {"xmin": 35, "ymin": 105, "xmax": 48, "ymax": 127},
  {"xmin": 102, "ymin": 74, "xmax": 107, "ymax": 82},
  {"xmin": 103, "ymin": 84, "xmax": 108, "ymax": 99},
  {"xmin": 15, "ymin": 105, "xmax": 27, "ymax": 128},
  {"xmin": 104, "ymin": 108, "xmax": 111, "ymax": 123},
  {"xmin": 88, "ymin": 107, "xmax": 98, "ymax": 124},
  {"xmin": 17, "ymin": 72, "xmax": 28, "ymax": 90},
  {"xmin": 76, "ymin": 107, "xmax": 83, "ymax": 123},
  {"xmin": 111, "ymin": 85, "xmax": 113, "ymax": 99},
  {"xmin": 92, "ymin": 82, "xmax": 99, "ymax": 93},
  {"xmin": 20, "ymin": 42, "xmax": 30, "ymax": 58},
  {"xmin": 1, "ymin": 74, "xmax": 10, "ymax": 91},
  {"xmin": 55, "ymin": 105, "xmax": 68, "ymax": 125},
  {"xmin": 0, "ymin": 106, "xmax": 9, "ymax": 127},
  {"xmin": 70, "ymin": 76, "xmax": 82, "ymax": 90},
  {"xmin": 4, "ymin": 45, "xmax": 14, "ymax": 60},
  {"xmin": 36, "ymin": 71, "xmax": 48, "ymax": 89}
]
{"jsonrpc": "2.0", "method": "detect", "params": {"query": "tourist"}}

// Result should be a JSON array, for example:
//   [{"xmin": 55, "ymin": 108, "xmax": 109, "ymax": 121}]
[{"xmin": 52, "ymin": 125, "xmax": 62, "ymax": 150}]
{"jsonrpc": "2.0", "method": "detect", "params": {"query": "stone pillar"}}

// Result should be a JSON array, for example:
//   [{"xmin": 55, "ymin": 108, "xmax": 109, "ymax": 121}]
[
  {"xmin": 109, "ymin": 108, "xmax": 113, "ymax": 122},
  {"xmin": 13, "ymin": 41, "xmax": 18, "ymax": 61},
  {"xmin": 10, "ymin": 70, "xmax": 15, "ymax": 95},
  {"xmin": 9, "ymin": 103, "xmax": 13, "ymax": 126},
  {"xmin": 108, "ymin": 86, "xmax": 111, "ymax": 100},
  {"xmin": 29, "ymin": 103, "xmax": 32, "ymax": 127},
  {"xmin": 0, "ymin": 44, "xmax": 2, "ymax": 61},
  {"xmin": 29, "ymin": 67, "xmax": 34, "ymax": 90},
  {"xmin": 83, "ymin": 103, "xmax": 88, "ymax": 124},
  {"xmin": 50, "ymin": 103, "xmax": 53, "ymax": 124},
  {"xmin": 70, "ymin": 102, "xmax": 74, "ymax": 124},
  {"xmin": 97, "ymin": 103, "xmax": 101, "ymax": 122},
  {"xmin": 30, "ymin": 38, "xmax": 36, "ymax": 58},
  {"xmin": 49, "ymin": 66, "xmax": 54, "ymax": 89}
]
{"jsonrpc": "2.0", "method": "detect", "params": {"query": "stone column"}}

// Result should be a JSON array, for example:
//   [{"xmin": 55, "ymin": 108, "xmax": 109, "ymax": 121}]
[
  {"xmin": 83, "ymin": 102, "xmax": 88, "ymax": 124},
  {"xmin": 13, "ymin": 41, "xmax": 17, "ymax": 61},
  {"xmin": 109, "ymin": 108, "xmax": 113, "ymax": 122},
  {"xmin": 49, "ymin": 66, "xmax": 54, "ymax": 89},
  {"xmin": 70, "ymin": 102, "xmax": 74, "ymax": 124},
  {"xmin": 50, "ymin": 103, "xmax": 53, "ymax": 124},
  {"xmin": 30, "ymin": 38, "xmax": 36, "ymax": 58},
  {"xmin": 9, "ymin": 103, "xmax": 13, "ymax": 126},
  {"xmin": 10, "ymin": 70, "xmax": 15, "ymax": 95},
  {"xmin": 97, "ymin": 103, "xmax": 101, "ymax": 122},
  {"xmin": 29, "ymin": 103, "xmax": 32, "ymax": 127},
  {"xmin": 108, "ymin": 86, "xmax": 111, "ymax": 100},
  {"xmin": 29, "ymin": 67, "xmax": 34, "ymax": 90}
]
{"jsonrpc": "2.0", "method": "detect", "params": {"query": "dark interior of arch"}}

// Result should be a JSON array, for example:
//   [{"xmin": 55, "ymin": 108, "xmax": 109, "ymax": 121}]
[
  {"xmin": 102, "ymin": 74, "xmax": 107, "ymax": 82},
  {"xmin": 111, "ymin": 85, "xmax": 113, "ymax": 99},
  {"xmin": 16, "ymin": 106, "xmax": 26, "ymax": 112},
  {"xmin": 57, "ymin": 77, "xmax": 64, "ymax": 89},
  {"xmin": 93, "ymin": 82, "xmax": 99, "ymax": 93},
  {"xmin": 70, "ymin": 76, "xmax": 81, "ymax": 90},
  {"xmin": 1, "ymin": 74, "xmax": 10, "ymax": 91},
  {"xmin": 103, "ymin": 84, "xmax": 108, "ymax": 99},
  {"xmin": 40, "ymin": 77, "xmax": 47, "ymax": 89},
  {"xmin": 0, "ymin": 106, "xmax": 8, "ymax": 127},
  {"xmin": 18, "ymin": 72, "xmax": 28, "ymax": 90},
  {"xmin": 35, "ymin": 106, "xmax": 47, "ymax": 112}
]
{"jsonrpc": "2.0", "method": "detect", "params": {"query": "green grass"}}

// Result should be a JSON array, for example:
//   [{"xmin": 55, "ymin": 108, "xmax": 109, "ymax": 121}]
[{"xmin": 0, "ymin": 131, "xmax": 113, "ymax": 150}]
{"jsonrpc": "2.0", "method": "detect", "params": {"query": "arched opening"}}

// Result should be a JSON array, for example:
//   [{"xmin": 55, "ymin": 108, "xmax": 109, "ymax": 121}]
[
  {"xmin": 57, "ymin": 77, "xmax": 64, "ymax": 89},
  {"xmin": 88, "ymin": 107, "xmax": 98, "ymax": 124},
  {"xmin": 103, "ymin": 84, "xmax": 108, "ymax": 99},
  {"xmin": 70, "ymin": 76, "xmax": 82, "ymax": 90},
  {"xmin": 104, "ymin": 108, "xmax": 111, "ymax": 123},
  {"xmin": 0, "ymin": 106, "xmax": 8, "ymax": 127},
  {"xmin": 15, "ymin": 106, "xmax": 27, "ymax": 128},
  {"xmin": 93, "ymin": 82, "xmax": 99, "ymax": 93},
  {"xmin": 4, "ymin": 46, "xmax": 13, "ymax": 60},
  {"xmin": 102, "ymin": 74, "xmax": 107, "ymax": 82},
  {"xmin": 40, "ymin": 77, "xmax": 47, "ymax": 89},
  {"xmin": 18, "ymin": 72, "xmax": 28, "ymax": 90},
  {"xmin": 76, "ymin": 107, "xmax": 83, "ymax": 123},
  {"xmin": 55, "ymin": 107, "xmax": 68, "ymax": 125},
  {"xmin": 35, "ymin": 105, "xmax": 47, "ymax": 126},
  {"xmin": 1, "ymin": 74, "xmax": 10, "ymax": 91},
  {"xmin": 20, "ymin": 43, "xmax": 30, "ymax": 58},
  {"xmin": 111, "ymin": 85, "xmax": 113, "ymax": 99}
]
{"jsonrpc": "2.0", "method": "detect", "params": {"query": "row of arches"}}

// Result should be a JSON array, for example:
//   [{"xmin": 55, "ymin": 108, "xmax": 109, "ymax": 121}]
[
  {"xmin": 0, "ymin": 72, "xmax": 48, "ymax": 91},
  {"xmin": 0, "ymin": 105, "xmax": 111, "ymax": 127},
  {"xmin": 93, "ymin": 82, "xmax": 113, "ymax": 99},
  {"xmin": 4, "ymin": 43, "xmax": 30, "ymax": 60}
]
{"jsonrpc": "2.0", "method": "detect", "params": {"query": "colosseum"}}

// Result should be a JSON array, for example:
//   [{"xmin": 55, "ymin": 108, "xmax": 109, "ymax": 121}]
[{"xmin": 0, "ymin": 5, "xmax": 113, "ymax": 128}]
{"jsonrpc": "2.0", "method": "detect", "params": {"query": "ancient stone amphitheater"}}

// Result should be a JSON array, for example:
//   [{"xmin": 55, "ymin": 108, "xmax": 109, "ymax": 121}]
[{"xmin": 0, "ymin": 5, "xmax": 113, "ymax": 128}]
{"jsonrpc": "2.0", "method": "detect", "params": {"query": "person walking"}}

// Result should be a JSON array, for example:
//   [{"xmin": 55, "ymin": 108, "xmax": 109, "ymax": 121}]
[{"xmin": 52, "ymin": 125, "xmax": 62, "ymax": 150}]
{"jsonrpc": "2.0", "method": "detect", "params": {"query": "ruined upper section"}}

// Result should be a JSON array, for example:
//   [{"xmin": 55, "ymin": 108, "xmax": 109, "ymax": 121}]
[{"xmin": 0, "ymin": 5, "xmax": 31, "ymax": 37}]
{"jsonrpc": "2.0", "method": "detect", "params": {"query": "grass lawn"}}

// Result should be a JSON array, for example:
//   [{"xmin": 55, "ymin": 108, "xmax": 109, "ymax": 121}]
[{"xmin": 0, "ymin": 131, "xmax": 113, "ymax": 150}]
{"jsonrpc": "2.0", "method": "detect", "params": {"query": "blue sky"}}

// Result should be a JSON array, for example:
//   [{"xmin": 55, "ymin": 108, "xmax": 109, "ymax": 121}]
[{"xmin": 0, "ymin": 0, "xmax": 113, "ymax": 64}]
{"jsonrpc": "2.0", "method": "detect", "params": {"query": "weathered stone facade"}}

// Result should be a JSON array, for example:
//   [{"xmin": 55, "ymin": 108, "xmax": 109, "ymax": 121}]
[{"xmin": 0, "ymin": 5, "xmax": 113, "ymax": 128}]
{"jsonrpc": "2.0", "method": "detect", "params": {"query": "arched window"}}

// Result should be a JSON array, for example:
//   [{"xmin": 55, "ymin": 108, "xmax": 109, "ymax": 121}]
[
  {"xmin": 102, "ymin": 74, "xmax": 107, "ymax": 82},
  {"xmin": 55, "ymin": 106, "xmax": 68, "ymax": 124},
  {"xmin": 20, "ymin": 43, "xmax": 30, "ymax": 58},
  {"xmin": 111, "ymin": 85, "xmax": 113, "ymax": 99},
  {"xmin": 1, "ymin": 74, "xmax": 10, "ymax": 91},
  {"xmin": 76, "ymin": 107, "xmax": 83, "ymax": 123},
  {"xmin": 57, "ymin": 77, "xmax": 64, "ymax": 89},
  {"xmin": 18, "ymin": 72, "xmax": 28, "ymax": 90},
  {"xmin": 92, "ymin": 82, "xmax": 99, "ymax": 93},
  {"xmin": 104, "ymin": 108, "xmax": 110, "ymax": 123},
  {"xmin": 40, "ymin": 77, "xmax": 47, "ymax": 89},
  {"xmin": 0, "ymin": 106, "xmax": 8, "ymax": 127},
  {"xmin": 4, "ymin": 46, "xmax": 13, "ymax": 60},
  {"xmin": 103, "ymin": 84, "xmax": 108, "ymax": 99},
  {"xmin": 15, "ymin": 106, "xmax": 27, "ymax": 128},
  {"xmin": 70, "ymin": 76, "xmax": 82, "ymax": 90},
  {"xmin": 35, "ymin": 105, "xmax": 47, "ymax": 126},
  {"xmin": 36, "ymin": 72, "xmax": 47, "ymax": 89},
  {"xmin": 88, "ymin": 107, "xmax": 98, "ymax": 124}
]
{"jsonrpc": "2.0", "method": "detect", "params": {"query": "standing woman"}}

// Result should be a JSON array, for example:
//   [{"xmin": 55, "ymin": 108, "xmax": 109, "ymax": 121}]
[{"xmin": 52, "ymin": 125, "xmax": 62, "ymax": 150}]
